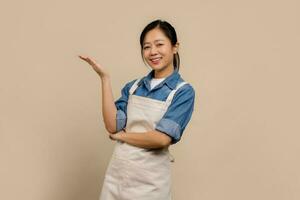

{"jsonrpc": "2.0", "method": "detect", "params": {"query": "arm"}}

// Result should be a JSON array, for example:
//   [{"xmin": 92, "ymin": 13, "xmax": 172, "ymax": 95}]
[
  {"xmin": 109, "ymin": 83, "xmax": 195, "ymax": 147},
  {"xmin": 78, "ymin": 55, "xmax": 117, "ymax": 134},
  {"xmin": 155, "ymin": 84, "xmax": 195, "ymax": 144},
  {"xmin": 101, "ymin": 76, "xmax": 117, "ymax": 134},
  {"xmin": 109, "ymin": 130, "xmax": 172, "ymax": 149}
]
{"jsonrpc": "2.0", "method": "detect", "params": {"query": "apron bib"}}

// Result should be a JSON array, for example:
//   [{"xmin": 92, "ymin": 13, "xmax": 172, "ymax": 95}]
[{"xmin": 100, "ymin": 78, "xmax": 187, "ymax": 200}]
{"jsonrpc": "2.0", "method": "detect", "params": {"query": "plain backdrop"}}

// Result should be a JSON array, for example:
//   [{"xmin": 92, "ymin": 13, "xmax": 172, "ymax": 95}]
[{"xmin": 1, "ymin": 0, "xmax": 299, "ymax": 200}]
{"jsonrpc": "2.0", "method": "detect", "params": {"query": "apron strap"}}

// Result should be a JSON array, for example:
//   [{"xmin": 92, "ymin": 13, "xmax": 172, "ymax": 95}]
[
  {"xmin": 129, "ymin": 78, "xmax": 142, "ymax": 95},
  {"xmin": 165, "ymin": 81, "xmax": 188, "ymax": 105},
  {"xmin": 129, "ymin": 79, "xmax": 188, "ymax": 104}
]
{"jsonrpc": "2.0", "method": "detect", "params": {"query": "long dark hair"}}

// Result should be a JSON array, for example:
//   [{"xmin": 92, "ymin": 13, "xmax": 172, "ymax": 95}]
[{"xmin": 139, "ymin": 19, "xmax": 180, "ymax": 71}]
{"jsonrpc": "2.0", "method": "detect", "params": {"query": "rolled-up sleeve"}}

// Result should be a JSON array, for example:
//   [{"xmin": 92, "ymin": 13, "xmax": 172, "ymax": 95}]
[
  {"xmin": 114, "ymin": 80, "xmax": 136, "ymax": 132},
  {"xmin": 116, "ymin": 109, "xmax": 126, "ymax": 132},
  {"xmin": 155, "ymin": 84, "xmax": 195, "ymax": 144}
]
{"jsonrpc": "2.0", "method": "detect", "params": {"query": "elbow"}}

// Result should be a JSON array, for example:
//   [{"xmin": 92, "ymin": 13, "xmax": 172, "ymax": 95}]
[
  {"xmin": 105, "ymin": 125, "xmax": 117, "ymax": 134},
  {"xmin": 160, "ymin": 139, "xmax": 171, "ymax": 147},
  {"xmin": 154, "ymin": 130, "xmax": 172, "ymax": 148},
  {"xmin": 159, "ymin": 135, "xmax": 172, "ymax": 148}
]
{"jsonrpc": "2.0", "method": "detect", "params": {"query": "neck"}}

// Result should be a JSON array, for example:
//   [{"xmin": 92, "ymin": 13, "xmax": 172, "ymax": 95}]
[{"xmin": 154, "ymin": 65, "xmax": 174, "ymax": 78}]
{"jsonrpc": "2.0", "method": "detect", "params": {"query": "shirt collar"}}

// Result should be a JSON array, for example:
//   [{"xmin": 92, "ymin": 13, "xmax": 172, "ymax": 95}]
[{"xmin": 139, "ymin": 69, "xmax": 181, "ymax": 90}]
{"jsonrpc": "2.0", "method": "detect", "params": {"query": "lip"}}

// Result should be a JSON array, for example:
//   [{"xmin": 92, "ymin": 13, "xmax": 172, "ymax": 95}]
[
  {"xmin": 149, "ymin": 57, "xmax": 162, "ymax": 65},
  {"xmin": 150, "ymin": 57, "xmax": 162, "ymax": 60}
]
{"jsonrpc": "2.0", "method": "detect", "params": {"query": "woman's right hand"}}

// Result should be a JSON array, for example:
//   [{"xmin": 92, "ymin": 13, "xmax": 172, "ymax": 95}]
[{"xmin": 78, "ymin": 55, "xmax": 109, "ymax": 78}]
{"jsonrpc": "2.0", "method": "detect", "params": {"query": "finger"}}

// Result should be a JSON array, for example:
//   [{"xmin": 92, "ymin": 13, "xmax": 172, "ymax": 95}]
[
  {"xmin": 110, "ymin": 136, "xmax": 115, "ymax": 141},
  {"xmin": 78, "ymin": 55, "xmax": 89, "ymax": 62},
  {"xmin": 87, "ymin": 57, "xmax": 96, "ymax": 64},
  {"xmin": 78, "ymin": 55, "xmax": 87, "ymax": 59},
  {"xmin": 80, "ymin": 57, "xmax": 94, "ymax": 65}
]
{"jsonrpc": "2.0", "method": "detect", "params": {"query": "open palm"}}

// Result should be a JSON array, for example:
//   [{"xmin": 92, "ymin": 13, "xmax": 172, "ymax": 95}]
[{"xmin": 78, "ymin": 55, "xmax": 109, "ymax": 78}]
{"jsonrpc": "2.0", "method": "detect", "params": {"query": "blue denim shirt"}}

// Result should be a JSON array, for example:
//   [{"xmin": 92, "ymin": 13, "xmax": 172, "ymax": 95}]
[{"xmin": 114, "ymin": 69, "xmax": 195, "ymax": 144}]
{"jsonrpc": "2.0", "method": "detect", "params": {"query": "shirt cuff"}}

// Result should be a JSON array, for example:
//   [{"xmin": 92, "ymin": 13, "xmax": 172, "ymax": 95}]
[
  {"xmin": 155, "ymin": 118, "xmax": 182, "ymax": 144},
  {"xmin": 116, "ymin": 110, "xmax": 126, "ymax": 132}
]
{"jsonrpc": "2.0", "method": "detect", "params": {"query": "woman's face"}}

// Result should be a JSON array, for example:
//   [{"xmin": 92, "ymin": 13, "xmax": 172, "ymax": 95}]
[{"xmin": 142, "ymin": 28, "xmax": 178, "ymax": 74}]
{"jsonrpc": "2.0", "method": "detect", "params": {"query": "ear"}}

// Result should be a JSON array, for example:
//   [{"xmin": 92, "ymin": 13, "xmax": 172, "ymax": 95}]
[{"xmin": 173, "ymin": 42, "xmax": 179, "ymax": 54}]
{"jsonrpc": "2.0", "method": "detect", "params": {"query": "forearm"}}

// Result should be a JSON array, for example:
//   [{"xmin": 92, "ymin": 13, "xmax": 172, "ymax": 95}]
[
  {"xmin": 100, "ymin": 76, "xmax": 117, "ymax": 133},
  {"xmin": 113, "ymin": 130, "xmax": 171, "ymax": 149}
]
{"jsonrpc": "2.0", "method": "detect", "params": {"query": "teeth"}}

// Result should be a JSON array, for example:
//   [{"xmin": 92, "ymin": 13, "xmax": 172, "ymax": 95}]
[{"xmin": 151, "ymin": 58, "xmax": 161, "ymax": 61}]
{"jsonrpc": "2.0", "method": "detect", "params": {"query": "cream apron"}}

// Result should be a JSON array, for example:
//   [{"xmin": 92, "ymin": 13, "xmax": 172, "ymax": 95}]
[{"xmin": 100, "ymin": 78, "xmax": 187, "ymax": 200}]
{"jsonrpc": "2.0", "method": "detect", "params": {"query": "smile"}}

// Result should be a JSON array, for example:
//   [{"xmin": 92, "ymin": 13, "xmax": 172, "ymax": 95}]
[{"xmin": 150, "ymin": 57, "xmax": 162, "ymax": 64}]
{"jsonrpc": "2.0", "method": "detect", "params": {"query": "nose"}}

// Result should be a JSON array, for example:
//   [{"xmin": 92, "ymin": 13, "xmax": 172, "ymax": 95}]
[{"xmin": 150, "ymin": 46, "xmax": 158, "ymax": 55}]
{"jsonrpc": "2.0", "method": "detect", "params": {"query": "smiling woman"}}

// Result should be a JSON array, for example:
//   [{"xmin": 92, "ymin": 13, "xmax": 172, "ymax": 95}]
[
  {"xmin": 140, "ymin": 21, "xmax": 180, "ymax": 79},
  {"xmin": 79, "ymin": 19, "xmax": 195, "ymax": 200},
  {"xmin": 142, "ymin": 29, "xmax": 178, "ymax": 78}
]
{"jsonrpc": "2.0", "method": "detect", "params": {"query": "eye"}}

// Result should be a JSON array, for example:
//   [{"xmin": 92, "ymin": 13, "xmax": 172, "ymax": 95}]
[{"xmin": 143, "ymin": 46, "xmax": 150, "ymax": 50}]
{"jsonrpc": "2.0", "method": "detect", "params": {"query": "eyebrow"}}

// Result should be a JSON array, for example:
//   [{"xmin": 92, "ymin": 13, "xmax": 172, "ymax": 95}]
[{"xmin": 143, "ymin": 39, "xmax": 165, "ymax": 45}]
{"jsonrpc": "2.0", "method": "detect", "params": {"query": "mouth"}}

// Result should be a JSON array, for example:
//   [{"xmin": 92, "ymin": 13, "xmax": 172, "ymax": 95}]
[{"xmin": 149, "ymin": 57, "xmax": 162, "ymax": 65}]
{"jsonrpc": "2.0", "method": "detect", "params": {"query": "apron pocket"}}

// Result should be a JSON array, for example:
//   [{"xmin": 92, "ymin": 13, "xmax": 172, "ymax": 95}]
[
  {"xmin": 124, "ymin": 160, "xmax": 156, "ymax": 188},
  {"xmin": 122, "ymin": 159, "xmax": 172, "ymax": 199}
]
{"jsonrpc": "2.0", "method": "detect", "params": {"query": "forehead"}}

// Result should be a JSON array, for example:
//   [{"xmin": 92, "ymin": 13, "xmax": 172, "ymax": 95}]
[{"xmin": 143, "ymin": 28, "xmax": 168, "ymax": 45}]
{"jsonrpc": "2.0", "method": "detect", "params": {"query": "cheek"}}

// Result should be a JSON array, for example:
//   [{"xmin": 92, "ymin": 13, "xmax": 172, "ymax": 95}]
[
  {"xmin": 162, "ymin": 51, "xmax": 174, "ymax": 61},
  {"xmin": 161, "ymin": 48, "xmax": 173, "ymax": 56},
  {"xmin": 143, "ymin": 51, "xmax": 150, "ymax": 59}
]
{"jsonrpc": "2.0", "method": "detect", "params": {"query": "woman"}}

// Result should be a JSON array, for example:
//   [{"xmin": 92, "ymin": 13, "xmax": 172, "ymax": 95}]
[{"xmin": 79, "ymin": 19, "xmax": 195, "ymax": 200}]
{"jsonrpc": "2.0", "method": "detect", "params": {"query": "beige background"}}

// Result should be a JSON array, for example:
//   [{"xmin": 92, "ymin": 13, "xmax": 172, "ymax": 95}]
[{"xmin": 1, "ymin": 0, "xmax": 299, "ymax": 199}]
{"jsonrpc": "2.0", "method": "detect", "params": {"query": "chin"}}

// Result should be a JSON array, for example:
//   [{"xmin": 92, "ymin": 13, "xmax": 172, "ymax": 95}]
[{"xmin": 149, "ymin": 64, "xmax": 164, "ymax": 71}]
